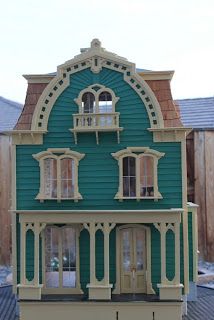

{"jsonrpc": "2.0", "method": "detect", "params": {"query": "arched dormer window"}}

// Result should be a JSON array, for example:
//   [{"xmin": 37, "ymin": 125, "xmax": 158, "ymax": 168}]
[
  {"xmin": 71, "ymin": 84, "xmax": 123, "ymax": 144},
  {"xmin": 33, "ymin": 148, "xmax": 85, "ymax": 202},
  {"xmin": 112, "ymin": 147, "xmax": 165, "ymax": 200}
]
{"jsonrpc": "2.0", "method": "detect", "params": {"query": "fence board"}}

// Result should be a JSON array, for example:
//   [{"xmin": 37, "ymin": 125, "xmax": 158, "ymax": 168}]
[
  {"xmin": 205, "ymin": 131, "xmax": 214, "ymax": 261},
  {"xmin": 194, "ymin": 131, "xmax": 207, "ymax": 259},
  {"xmin": 0, "ymin": 135, "xmax": 11, "ymax": 265}
]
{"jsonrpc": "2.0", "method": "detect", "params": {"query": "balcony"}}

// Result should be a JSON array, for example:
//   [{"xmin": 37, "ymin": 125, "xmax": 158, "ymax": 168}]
[{"xmin": 70, "ymin": 113, "xmax": 123, "ymax": 144}]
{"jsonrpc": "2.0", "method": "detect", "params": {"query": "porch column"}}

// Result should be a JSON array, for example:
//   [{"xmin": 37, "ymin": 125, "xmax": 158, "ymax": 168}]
[
  {"xmin": 84, "ymin": 222, "xmax": 96, "ymax": 284},
  {"xmin": 154, "ymin": 222, "xmax": 183, "ymax": 300},
  {"xmin": 84, "ymin": 222, "xmax": 115, "ymax": 300},
  {"xmin": 103, "ymin": 222, "xmax": 115, "ymax": 285},
  {"xmin": 174, "ymin": 222, "xmax": 180, "ymax": 284},
  {"xmin": 18, "ymin": 221, "xmax": 45, "ymax": 300},
  {"xmin": 20, "ymin": 222, "xmax": 27, "ymax": 285}
]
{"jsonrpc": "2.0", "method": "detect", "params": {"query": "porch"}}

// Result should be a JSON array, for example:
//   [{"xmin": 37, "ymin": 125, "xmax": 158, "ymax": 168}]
[{"xmin": 15, "ymin": 209, "xmax": 184, "ymax": 302}]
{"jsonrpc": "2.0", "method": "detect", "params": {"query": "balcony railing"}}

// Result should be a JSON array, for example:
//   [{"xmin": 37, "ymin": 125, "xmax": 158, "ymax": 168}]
[
  {"xmin": 73, "ymin": 112, "xmax": 120, "ymax": 129},
  {"xmin": 70, "ymin": 112, "xmax": 123, "ymax": 144}
]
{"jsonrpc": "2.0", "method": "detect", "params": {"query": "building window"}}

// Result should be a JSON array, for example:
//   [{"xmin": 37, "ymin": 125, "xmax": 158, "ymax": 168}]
[
  {"xmin": 111, "ymin": 147, "xmax": 165, "ymax": 200},
  {"xmin": 33, "ymin": 148, "xmax": 85, "ymax": 202},
  {"xmin": 43, "ymin": 225, "xmax": 82, "ymax": 294}
]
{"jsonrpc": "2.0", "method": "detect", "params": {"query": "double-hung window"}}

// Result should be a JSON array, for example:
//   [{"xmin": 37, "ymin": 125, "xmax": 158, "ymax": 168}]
[
  {"xmin": 33, "ymin": 148, "xmax": 85, "ymax": 202},
  {"xmin": 112, "ymin": 147, "xmax": 164, "ymax": 200}
]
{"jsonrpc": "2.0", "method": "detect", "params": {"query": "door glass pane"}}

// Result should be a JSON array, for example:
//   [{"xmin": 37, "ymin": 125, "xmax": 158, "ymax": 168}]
[
  {"xmin": 61, "ymin": 158, "xmax": 74, "ymax": 198},
  {"xmin": 62, "ymin": 228, "xmax": 76, "ymax": 287},
  {"xmin": 122, "ymin": 229, "xmax": 131, "ymax": 272},
  {"xmin": 135, "ymin": 229, "xmax": 144, "ymax": 271},
  {"xmin": 44, "ymin": 158, "xmax": 57, "ymax": 198},
  {"xmin": 140, "ymin": 156, "xmax": 154, "ymax": 197},
  {"xmin": 45, "ymin": 227, "xmax": 59, "ymax": 288}
]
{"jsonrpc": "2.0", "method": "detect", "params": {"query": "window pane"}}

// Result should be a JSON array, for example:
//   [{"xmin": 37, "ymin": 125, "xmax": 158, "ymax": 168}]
[
  {"xmin": 61, "ymin": 158, "xmax": 74, "ymax": 198},
  {"xmin": 82, "ymin": 92, "xmax": 95, "ymax": 113},
  {"xmin": 98, "ymin": 91, "xmax": 113, "ymax": 126},
  {"xmin": 62, "ymin": 228, "xmax": 76, "ymax": 288},
  {"xmin": 45, "ymin": 227, "xmax": 59, "ymax": 288},
  {"xmin": 123, "ymin": 157, "xmax": 136, "ymax": 197},
  {"xmin": 44, "ymin": 158, "xmax": 57, "ymax": 198},
  {"xmin": 140, "ymin": 156, "xmax": 154, "ymax": 197},
  {"xmin": 98, "ymin": 91, "xmax": 112, "ymax": 113}
]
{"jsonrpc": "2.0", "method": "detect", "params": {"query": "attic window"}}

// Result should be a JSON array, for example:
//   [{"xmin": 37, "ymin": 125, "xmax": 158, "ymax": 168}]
[{"xmin": 71, "ymin": 84, "xmax": 122, "ymax": 144}]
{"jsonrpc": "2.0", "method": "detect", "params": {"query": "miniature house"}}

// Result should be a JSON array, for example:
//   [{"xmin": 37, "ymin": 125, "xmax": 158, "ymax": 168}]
[{"xmin": 10, "ymin": 39, "xmax": 197, "ymax": 320}]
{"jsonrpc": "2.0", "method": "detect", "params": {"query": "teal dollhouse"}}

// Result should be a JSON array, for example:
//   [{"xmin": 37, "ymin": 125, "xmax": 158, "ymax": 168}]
[{"xmin": 10, "ymin": 39, "xmax": 197, "ymax": 320}]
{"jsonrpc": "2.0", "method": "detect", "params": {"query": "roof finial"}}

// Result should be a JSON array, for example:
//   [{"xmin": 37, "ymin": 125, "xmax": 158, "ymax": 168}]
[{"xmin": 91, "ymin": 38, "xmax": 101, "ymax": 49}]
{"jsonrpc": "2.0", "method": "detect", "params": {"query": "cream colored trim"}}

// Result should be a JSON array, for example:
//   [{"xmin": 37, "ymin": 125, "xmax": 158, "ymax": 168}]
[
  {"xmin": 74, "ymin": 84, "xmax": 119, "ymax": 113},
  {"xmin": 23, "ymin": 74, "xmax": 54, "ymax": 84},
  {"xmin": 33, "ymin": 148, "xmax": 85, "ymax": 202},
  {"xmin": 71, "ymin": 84, "xmax": 122, "ymax": 144},
  {"xmin": 30, "ymin": 39, "xmax": 164, "ymax": 132},
  {"xmin": 181, "ymin": 139, "xmax": 189, "ymax": 294},
  {"xmin": 187, "ymin": 202, "xmax": 199, "ymax": 282},
  {"xmin": 5, "ymin": 131, "xmax": 46, "ymax": 145},
  {"xmin": 19, "ymin": 300, "xmax": 183, "ymax": 320},
  {"xmin": 148, "ymin": 128, "xmax": 192, "ymax": 142},
  {"xmin": 154, "ymin": 222, "xmax": 181, "ymax": 286},
  {"xmin": 42, "ymin": 225, "xmax": 83, "ymax": 295},
  {"xmin": 138, "ymin": 70, "xmax": 174, "ymax": 81},
  {"xmin": 11, "ymin": 144, "xmax": 17, "ymax": 293},
  {"xmin": 113, "ymin": 224, "xmax": 155, "ymax": 295},
  {"xmin": 112, "ymin": 147, "xmax": 164, "ymax": 200},
  {"xmin": 16, "ymin": 209, "xmax": 183, "ymax": 224}
]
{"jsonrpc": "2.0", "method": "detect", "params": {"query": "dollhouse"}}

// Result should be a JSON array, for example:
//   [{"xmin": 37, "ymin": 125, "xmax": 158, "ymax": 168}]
[{"xmin": 10, "ymin": 39, "xmax": 197, "ymax": 319}]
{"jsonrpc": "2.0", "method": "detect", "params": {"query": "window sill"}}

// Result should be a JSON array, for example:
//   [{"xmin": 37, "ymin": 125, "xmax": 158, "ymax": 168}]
[
  {"xmin": 35, "ymin": 194, "xmax": 83, "ymax": 203},
  {"xmin": 114, "ymin": 194, "xmax": 163, "ymax": 201}
]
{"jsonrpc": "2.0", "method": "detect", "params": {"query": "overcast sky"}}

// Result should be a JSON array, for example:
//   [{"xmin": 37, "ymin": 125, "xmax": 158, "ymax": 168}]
[{"xmin": 0, "ymin": 0, "xmax": 213, "ymax": 104}]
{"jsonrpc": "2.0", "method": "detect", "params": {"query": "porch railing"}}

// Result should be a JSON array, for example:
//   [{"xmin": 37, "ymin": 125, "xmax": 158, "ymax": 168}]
[{"xmin": 73, "ymin": 112, "xmax": 120, "ymax": 130}]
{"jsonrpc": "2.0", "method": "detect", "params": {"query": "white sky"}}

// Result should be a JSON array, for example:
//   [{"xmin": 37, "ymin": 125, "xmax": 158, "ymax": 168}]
[{"xmin": 0, "ymin": 0, "xmax": 214, "ymax": 104}]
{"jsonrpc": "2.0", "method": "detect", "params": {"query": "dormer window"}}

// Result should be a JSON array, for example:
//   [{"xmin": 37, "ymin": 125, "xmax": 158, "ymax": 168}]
[
  {"xmin": 112, "ymin": 147, "xmax": 165, "ymax": 201},
  {"xmin": 70, "ymin": 84, "xmax": 123, "ymax": 144},
  {"xmin": 33, "ymin": 148, "xmax": 85, "ymax": 202}
]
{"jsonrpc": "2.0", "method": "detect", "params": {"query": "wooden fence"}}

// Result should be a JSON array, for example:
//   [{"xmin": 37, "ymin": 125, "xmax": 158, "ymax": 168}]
[
  {"xmin": 0, "ymin": 135, "xmax": 11, "ymax": 265},
  {"xmin": 187, "ymin": 130, "xmax": 214, "ymax": 262}
]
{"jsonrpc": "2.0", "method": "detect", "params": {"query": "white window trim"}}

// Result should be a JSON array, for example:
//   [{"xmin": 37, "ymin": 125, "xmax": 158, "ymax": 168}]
[
  {"xmin": 33, "ymin": 148, "xmax": 85, "ymax": 202},
  {"xmin": 111, "ymin": 147, "xmax": 165, "ymax": 201},
  {"xmin": 41, "ymin": 224, "xmax": 83, "ymax": 294}
]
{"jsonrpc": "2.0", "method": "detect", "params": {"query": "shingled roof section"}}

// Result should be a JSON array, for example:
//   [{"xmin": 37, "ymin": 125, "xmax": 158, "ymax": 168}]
[
  {"xmin": 15, "ymin": 74, "xmax": 182, "ymax": 130},
  {"xmin": 146, "ymin": 80, "xmax": 182, "ymax": 127},
  {"xmin": 15, "ymin": 83, "xmax": 48, "ymax": 130},
  {"xmin": 0, "ymin": 97, "xmax": 23, "ymax": 132},
  {"xmin": 177, "ymin": 97, "xmax": 214, "ymax": 129}
]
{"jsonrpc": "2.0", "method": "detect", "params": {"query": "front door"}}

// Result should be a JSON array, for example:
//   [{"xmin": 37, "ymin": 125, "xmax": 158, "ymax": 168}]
[{"xmin": 120, "ymin": 227, "xmax": 147, "ymax": 293}]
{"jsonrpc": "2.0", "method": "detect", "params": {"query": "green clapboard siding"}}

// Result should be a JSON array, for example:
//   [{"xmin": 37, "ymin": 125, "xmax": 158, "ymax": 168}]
[
  {"xmin": 166, "ymin": 230, "xmax": 175, "ymax": 281},
  {"xmin": 26, "ymin": 229, "xmax": 34, "ymax": 281},
  {"xmin": 16, "ymin": 67, "xmax": 183, "ymax": 291},
  {"xmin": 188, "ymin": 213, "xmax": 193, "ymax": 281}
]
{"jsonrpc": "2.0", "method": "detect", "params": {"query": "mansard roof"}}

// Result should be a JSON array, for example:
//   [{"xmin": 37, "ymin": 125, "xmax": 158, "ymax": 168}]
[{"xmin": 15, "ymin": 39, "xmax": 182, "ymax": 130}]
